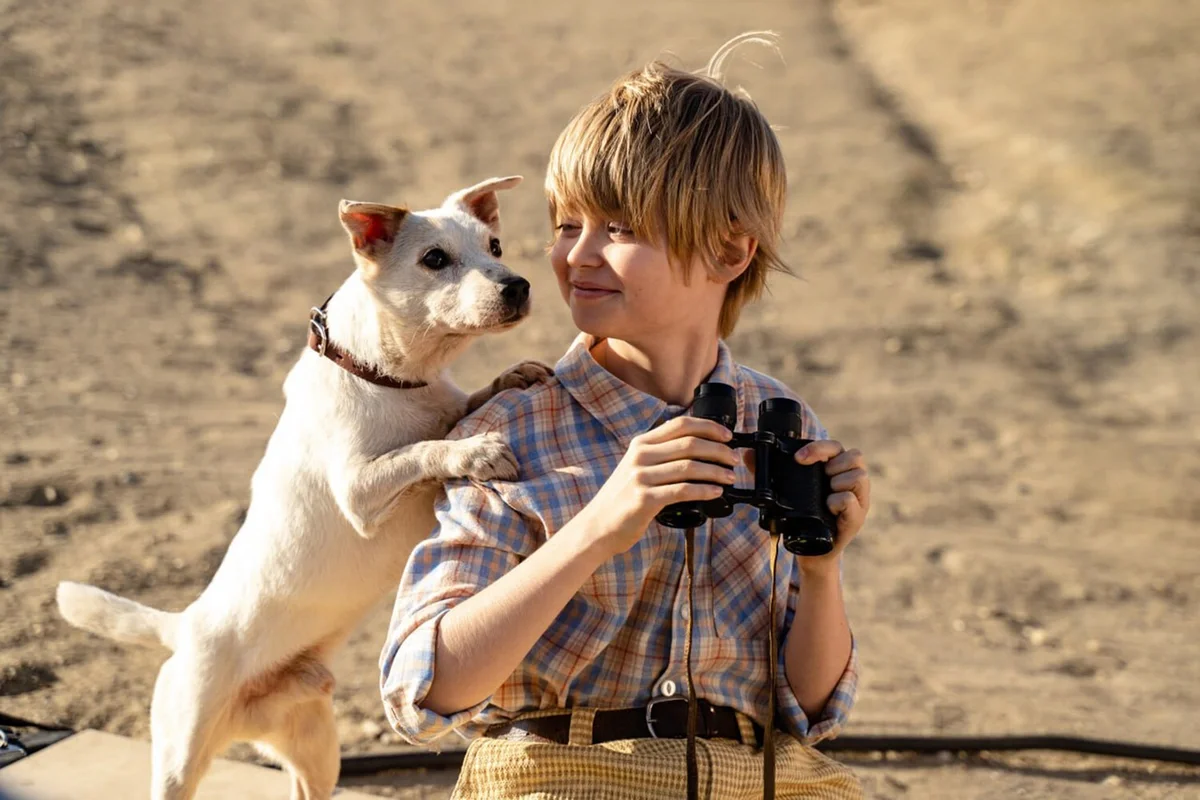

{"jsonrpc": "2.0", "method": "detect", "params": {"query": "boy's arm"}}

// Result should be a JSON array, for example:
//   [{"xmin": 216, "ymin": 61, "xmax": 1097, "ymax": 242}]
[
  {"xmin": 379, "ymin": 478, "xmax": 536, "ymax": 745},
  {"xmin": 779, "ymin": 563, "xmax": 858, "ymax": 740},
  {"xmin": 421, "ymin": 506, "xmax": 610, "ymax": 715},
  {"xmin": 775, "ymin": 410, "xmax": 868, "ymax": 741}
]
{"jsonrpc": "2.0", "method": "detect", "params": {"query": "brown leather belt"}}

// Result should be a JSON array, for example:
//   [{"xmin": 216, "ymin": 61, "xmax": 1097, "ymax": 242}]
[{"xmin": 484, "ymin": 698, "xmax": 765, "ymax": 747}]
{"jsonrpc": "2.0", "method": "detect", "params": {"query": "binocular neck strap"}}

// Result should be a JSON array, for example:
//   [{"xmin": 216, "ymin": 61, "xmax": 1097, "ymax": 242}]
[
  {"xmin": 682, "ymin": 527, "xmax": 779, "ymax": 800},
  {"xmin": 684, "ymin": 528, "xmax": 699, "ymax": 800},
  {"xmin": 765, "ymin": 528, "xmax": 780, "ymax": 800}
]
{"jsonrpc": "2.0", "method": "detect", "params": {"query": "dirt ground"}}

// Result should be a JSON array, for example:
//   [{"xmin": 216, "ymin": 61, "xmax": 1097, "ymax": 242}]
[{"xmin": 2, "ymin": 0, "xmax": 1198, "ymax": 797}]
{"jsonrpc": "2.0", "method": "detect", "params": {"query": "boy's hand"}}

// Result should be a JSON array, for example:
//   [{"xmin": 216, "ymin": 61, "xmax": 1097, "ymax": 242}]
[
  {"xmin": 743, "ymin": 440, "xmax": 871, "ymax": 573},
  {"xmin": 581, "ymin": 417, "xmax": 738, "ymax": 559}
]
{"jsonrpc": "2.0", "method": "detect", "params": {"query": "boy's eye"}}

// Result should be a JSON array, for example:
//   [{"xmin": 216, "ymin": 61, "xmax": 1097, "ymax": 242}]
[
  {"xmin": 490, "ymin": 238, "xmax": 502, "ymax": 258},
  {"xmin": 554, "ymin": 222, "xmax": 581, "ymax": 235},
  {"xmin": 607, "ymin": 222, "xmax": 634, "ymax": 237},
  {"xmin": 421, "ymin": 248, "xmax": 452, "ymax": 270}
]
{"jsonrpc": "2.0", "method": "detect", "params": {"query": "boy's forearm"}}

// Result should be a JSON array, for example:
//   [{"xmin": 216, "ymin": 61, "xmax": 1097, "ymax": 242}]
[
  {"xmin": 783, "ymin": 564, "xmax": 853, "ymax": 720},
  {"xmin": 420, "ymin": 511, "xmax": 610, "ymax": 716}
]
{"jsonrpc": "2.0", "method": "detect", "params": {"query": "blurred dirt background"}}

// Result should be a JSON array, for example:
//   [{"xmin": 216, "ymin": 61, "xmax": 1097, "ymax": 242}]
[{"xmin": 1, "ymin": 0, "xmax": 1198, "ymax": 797}]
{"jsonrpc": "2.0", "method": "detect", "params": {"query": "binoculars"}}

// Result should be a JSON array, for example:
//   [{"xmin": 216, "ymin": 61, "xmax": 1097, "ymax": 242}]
[{"xmin": 654, "ymin": 382, "xmax": 836, "ymax": 557}]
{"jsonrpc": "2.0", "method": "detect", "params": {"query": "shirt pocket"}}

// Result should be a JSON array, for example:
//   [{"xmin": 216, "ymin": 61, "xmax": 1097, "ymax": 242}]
[{"xmin": 707, "ymin": 507, "xmax": 788, "ymax": 641}]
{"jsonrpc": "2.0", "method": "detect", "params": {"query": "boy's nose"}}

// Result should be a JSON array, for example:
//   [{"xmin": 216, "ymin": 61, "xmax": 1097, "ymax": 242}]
[{"xmin": 566, "ymin": 232, "xmax": 605, "ymax": 270}]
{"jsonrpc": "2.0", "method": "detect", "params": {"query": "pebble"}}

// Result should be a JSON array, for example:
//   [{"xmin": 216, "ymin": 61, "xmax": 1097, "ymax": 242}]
[
  {"xmin": 26, "ymin": 485, "xmax": 69, "ymax": 507},
  {"xmin": 883, "ymin": 336, "xmax": 905, "ymax": 355},
  {"xmin": 360, "ymin": 719, "xmax": 385, "ymax": 739},
  {"xmin": 928, "ymin": 546, "xmax": 966, "ymax": 574},
  {"xmin": 119, "ymin": 224, "xmax": 145, "ymax": 245},
  {"xmin": 73, "ymin": 211, "xmax": 110, "ymax": 234},
  {"xmin": 940, "ymin": 550, "xmax": 966, "ymax": 574},
  {"xmin": 1101, "ymin": 775, "xmax": 1123, "ymax": 787}
]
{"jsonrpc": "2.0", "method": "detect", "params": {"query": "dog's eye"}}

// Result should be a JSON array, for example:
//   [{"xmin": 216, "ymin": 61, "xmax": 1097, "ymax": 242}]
[
  {"xmin": 421, "ymin": 248, "xmax": 452, "ymax": 270},
  {"xmin": 490, "ymin": 238, "xmax": 503, "ymax": 258}
]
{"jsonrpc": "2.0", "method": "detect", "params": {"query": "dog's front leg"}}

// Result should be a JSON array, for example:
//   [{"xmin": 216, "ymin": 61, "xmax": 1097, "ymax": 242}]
[
  {"xmin": 331, "ymin": 435, "xmax": 518, "ymax": 538},
  {"xmin": 464, "ymin": 360, "xmax": 554, "ymax": 415}
]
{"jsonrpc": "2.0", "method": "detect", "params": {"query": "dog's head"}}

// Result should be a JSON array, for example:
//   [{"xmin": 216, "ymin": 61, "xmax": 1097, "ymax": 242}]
[{"xmin": 338, "ymin": 176, "xmax": 530, "ymax": 338}]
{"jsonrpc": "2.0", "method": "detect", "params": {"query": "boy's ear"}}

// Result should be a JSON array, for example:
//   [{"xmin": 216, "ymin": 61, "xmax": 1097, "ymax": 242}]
[
  {"xmin": 444, "ymin": 175, "xmax": 523, "ymax": 233},
  {"xmin": 339, "ymin": 200, "xmax": 407, "ymax": 276},
  {"xmin": 711, "ymin": 234, "xmax": 758, "ymax": 284}
]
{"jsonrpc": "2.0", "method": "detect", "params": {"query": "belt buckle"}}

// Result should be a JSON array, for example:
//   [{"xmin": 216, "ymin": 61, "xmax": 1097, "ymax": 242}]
[{"xmin": 644, "ymin": 697, "xmax": 688, "ymax": 739}]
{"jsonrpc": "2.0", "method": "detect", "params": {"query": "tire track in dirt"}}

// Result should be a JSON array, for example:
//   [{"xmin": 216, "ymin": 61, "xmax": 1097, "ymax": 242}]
[{"xmin": 814, "ymin": 0, "xmax": 957, "ymax": 268}]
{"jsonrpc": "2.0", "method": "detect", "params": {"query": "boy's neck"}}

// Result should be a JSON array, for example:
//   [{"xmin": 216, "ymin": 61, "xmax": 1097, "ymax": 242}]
[{"xmin": 596, "ymin": 333, "xmax": 721, "ymax": 407}]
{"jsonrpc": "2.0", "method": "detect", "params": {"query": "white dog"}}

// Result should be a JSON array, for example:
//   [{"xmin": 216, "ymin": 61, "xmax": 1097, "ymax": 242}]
[{"xmin": 56, "ymin": 176, "xmax": 549, "ymax": 800}]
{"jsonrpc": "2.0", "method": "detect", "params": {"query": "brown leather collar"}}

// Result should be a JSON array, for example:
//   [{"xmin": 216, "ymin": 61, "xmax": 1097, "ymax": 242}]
[{"xmin": 307, "ymin": 296, "xmax": 428, "ymax": 390}]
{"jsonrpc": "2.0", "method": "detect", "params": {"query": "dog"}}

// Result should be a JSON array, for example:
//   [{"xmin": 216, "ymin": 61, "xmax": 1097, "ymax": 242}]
[{"xmin": 56, "ymin": 175, "xmax": 551, "ymax": 800}]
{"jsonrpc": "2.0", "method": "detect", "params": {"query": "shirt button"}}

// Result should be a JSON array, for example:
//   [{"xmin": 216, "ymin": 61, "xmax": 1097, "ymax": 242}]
[
  {"xmin": 680, "ymin": 604, "xmax": 689, "ymax": 620},
  {"xmin": 661, "ymin": 680, "xmax": 677, "ymax": 697}
]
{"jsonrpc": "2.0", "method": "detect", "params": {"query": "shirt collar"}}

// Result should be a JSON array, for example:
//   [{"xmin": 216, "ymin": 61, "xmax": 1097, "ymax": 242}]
[{"xmin": 554, "ymin": 333, "xmax": 746, "ymax": 449}]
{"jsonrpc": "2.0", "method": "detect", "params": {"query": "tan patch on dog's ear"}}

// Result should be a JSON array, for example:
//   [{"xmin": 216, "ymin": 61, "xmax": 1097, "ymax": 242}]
[
  {"xmin": 444, "ymin": 176, "xmax": 522, "ymax": 233},
  {"xmin": 339, "ymin": 200, "xmax": 407, "ymax": 272}
]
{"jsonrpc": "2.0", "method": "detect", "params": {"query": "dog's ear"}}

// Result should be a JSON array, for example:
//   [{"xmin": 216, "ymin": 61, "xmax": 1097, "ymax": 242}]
[
  {"xmin": 444, "ymin": 176, "xmax": 523, "ymax": 233},
  {"xmin": 339, "ymin": 201, "xmax": 407, "ymax": 273}
]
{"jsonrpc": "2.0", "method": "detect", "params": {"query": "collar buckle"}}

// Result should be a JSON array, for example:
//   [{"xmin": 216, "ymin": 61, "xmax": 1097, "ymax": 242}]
[{"xmin": 309, "ymin": 305, "xmax": 329, "ymax": 358}]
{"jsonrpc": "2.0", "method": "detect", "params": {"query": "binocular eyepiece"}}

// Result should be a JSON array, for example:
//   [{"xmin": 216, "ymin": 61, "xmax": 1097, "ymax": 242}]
[{"xmin": 654, "ymin": 382, "xmax": 836, "ymax": 558}]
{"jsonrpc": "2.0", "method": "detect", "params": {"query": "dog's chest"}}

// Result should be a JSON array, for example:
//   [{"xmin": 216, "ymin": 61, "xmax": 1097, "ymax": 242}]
[{"xmin": 351, "ymin": 390, "xmax": 462, "ymax": 456}]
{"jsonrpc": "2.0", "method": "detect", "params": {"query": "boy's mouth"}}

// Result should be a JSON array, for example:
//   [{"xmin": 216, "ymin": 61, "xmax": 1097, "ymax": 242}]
[{"xmin": 569, "ymin": 280, "xmax": 619, "ymax": 299}]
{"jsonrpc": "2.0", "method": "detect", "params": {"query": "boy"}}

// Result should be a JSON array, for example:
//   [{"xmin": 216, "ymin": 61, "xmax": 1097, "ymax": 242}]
[{"xmin": 381, "ymin": 37, "xmax": 871, "ymax": 799}]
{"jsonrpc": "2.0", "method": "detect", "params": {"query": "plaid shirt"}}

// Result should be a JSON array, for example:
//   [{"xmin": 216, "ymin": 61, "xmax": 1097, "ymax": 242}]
[{"xmin": 380, "ymin": 333, "xmax": 858, "ymax": 747}]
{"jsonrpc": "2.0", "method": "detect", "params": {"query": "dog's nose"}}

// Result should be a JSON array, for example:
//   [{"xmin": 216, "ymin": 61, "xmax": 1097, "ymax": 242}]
[{"xmin": 500, "ymin": 276, "xmax": 530, "ymax": 307}]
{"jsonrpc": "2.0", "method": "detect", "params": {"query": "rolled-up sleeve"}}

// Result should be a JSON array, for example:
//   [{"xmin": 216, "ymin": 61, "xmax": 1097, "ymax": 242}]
[
  {"xmin": 774, "ymin": 573, "xmax": 859, "ymax": 744},
  {"xmin": 379, "ymin": 475, "xmax": 538, "ymax": 747}
]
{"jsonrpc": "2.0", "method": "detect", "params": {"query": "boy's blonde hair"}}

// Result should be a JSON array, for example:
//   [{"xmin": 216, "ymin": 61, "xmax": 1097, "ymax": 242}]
[{"xmin": 546, "ymin": 33, "xmax": 790, "ymax": 339}]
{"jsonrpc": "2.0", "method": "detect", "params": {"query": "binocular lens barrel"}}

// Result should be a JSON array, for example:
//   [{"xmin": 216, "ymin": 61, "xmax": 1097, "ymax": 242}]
[
  {"xmin": 757, "ymin": 397, "xmax": 802, "ymax": 438},
  {"xmin": 756, "ymin": 398, "xmax": 837, "ymax": 557},
  {"xmin": 654, "ymin": 383, "xmax": 738, "ymax": 529},
  {"xmin": 692, "ymin": 383, "xmax": 738, "ymax": 429}
]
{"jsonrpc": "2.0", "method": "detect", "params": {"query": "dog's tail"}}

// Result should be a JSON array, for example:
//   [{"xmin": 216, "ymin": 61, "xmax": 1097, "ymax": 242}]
[{"xmin": 56, "ymin": 581, "xmax": 178, "ymax": 651}]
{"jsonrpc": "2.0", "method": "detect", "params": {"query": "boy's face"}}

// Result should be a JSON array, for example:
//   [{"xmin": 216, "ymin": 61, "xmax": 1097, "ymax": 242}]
[{"xmin": 549, "ymin": 212, "xmax": 726, "ymax": 346}]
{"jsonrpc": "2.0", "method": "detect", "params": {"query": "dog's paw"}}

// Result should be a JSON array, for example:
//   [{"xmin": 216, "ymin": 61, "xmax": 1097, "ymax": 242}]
[
  {"xmin": 450, "ymin": 432, "xmax": 519, "ymax": 482},
  {"xmin": 492, "ymin": 360, "xmax": 554, "ymax": 393}
]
